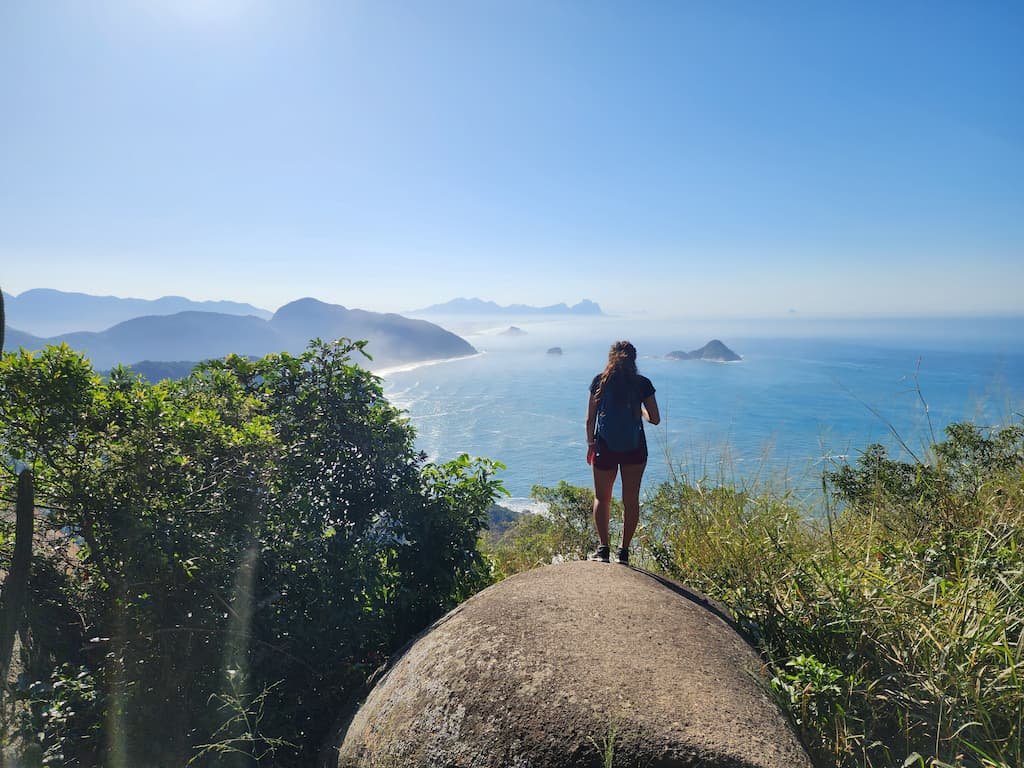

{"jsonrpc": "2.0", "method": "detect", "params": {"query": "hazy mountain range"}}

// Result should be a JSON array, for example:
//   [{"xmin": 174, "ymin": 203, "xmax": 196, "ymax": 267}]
[
  {"xmin": 412, "ymin": 297, "xmax": 604, "ymax": 316},
  {"xmin": 3, "ymin": 294, "xmax": 475, "ymax": 371},
  {"xmin": 3, "ymin": 288, "xmax": 272, "ymax": 336}
]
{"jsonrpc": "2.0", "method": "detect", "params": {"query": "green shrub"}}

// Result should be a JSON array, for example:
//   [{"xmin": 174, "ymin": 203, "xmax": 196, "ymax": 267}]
[
  {"xmin": 484, "ymin": 481, "xmax": 620, "ymax": 578},
  {"xmin": 0, "ymin": 340, "xmax": 503, "ymax": 766},
  {"xmin": 640, "ymin": 421, "xmax": 1024, "ymax": 768}
]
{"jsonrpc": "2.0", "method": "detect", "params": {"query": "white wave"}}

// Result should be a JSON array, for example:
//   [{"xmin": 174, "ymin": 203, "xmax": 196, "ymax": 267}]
[
  {"xmin": 375, "ymin": 351, "xmax": 486, "ymax": 377},
  {"xmin": 405, "ymin": 403, "xmax": 488, "ymax": 420},
  {"xmin": 498, "ymin": 497, "xmax": 550, "ymax": 515}
]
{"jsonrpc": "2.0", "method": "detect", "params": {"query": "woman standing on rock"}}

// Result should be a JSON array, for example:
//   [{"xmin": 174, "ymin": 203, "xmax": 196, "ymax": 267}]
[{"xmin": 586, "ymin": 340, "xmax": 660, "ymax": 564}]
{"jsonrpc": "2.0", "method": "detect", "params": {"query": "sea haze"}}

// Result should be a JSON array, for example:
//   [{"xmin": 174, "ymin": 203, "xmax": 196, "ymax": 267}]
[{"xmin": 381, "ymin": 316, "xmax": 1024, "ymax": 507}]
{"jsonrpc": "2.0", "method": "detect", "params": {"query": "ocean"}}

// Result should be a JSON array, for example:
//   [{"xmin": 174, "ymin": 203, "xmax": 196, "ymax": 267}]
[{"xmin": 380, "ymin": 316, "xmax": 1024, "ymax": 509}]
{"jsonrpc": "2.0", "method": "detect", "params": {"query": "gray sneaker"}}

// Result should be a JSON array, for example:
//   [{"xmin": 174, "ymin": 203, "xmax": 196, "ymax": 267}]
[
  {"xmin": 588, "ymin": 545, "xmax": 610, "ymax": 563},
  {"xmin": 615, "ymin": 547, "xmax": 629, "ymax": 565}
]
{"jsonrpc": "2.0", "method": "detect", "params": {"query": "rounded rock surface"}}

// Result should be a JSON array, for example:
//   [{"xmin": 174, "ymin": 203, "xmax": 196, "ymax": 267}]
[{"xmin": 333, "ymin": 561, "xmax": 811, "ymax": 768}]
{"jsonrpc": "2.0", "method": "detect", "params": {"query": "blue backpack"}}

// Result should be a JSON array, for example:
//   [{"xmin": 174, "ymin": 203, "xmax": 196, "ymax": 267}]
[{"xmin": 596, "ymin": 379, "xmax": 642, "ymax": 452}]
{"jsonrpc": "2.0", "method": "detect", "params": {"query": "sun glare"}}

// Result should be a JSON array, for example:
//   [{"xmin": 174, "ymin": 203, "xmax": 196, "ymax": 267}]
[{"xmin": 146, "ymin": 0, "xmax": 253, "ymax": 26}]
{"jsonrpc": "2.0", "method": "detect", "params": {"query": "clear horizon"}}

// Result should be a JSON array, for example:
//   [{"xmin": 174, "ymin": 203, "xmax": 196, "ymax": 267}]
[
  {"xmin": 2, "ymin": 2, "xmax": 1022, "ymax": 317},
  {"xmin": 6, "ymin": 285, "xmax": 1024, "ymax": 323}
]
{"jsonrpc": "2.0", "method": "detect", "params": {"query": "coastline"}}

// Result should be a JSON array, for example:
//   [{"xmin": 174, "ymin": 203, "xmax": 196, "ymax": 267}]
[{"xmin": 374, "ymin": 350, "xmax": 486, "ymax": 378}]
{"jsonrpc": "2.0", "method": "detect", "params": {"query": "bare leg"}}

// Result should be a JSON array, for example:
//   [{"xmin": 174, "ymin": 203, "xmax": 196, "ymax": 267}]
[
  {"xmin": 592, "ymin": 466, "xmax": 618, "ymax": 547},
  {"xmin": 619, "ymin": 461, "xmax": 646, "ymax": 550}
]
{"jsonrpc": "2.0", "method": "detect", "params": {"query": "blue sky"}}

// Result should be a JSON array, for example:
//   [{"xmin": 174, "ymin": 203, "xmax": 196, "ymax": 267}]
[{"xmin": 2, "ymin": 1, "xmax": 1022, "ymax": 317}]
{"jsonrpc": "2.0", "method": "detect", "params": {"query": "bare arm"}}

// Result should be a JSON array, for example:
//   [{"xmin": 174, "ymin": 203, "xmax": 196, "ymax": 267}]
[
  {"xmin": 586, "ymin": 394, "xmax": 599, "ymax": 444},
  {"xmin": 642, "ymin": 394, "xmax": 660, "ymax": 425}
]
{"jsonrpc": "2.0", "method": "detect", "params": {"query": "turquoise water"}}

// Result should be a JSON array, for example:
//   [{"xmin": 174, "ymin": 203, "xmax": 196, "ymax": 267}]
[{"xmin": 380, "ymin": 317, "xmax": 1024, "ymax": 506}]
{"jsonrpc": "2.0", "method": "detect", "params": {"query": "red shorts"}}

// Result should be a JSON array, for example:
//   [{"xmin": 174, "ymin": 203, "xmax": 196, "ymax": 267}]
[{"xmin": 593, "ymin": 438, "xmax": 648, "ymax": 471}]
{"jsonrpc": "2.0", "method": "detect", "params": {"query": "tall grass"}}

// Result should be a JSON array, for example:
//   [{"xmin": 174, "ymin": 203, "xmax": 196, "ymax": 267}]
[{"xmin": 639, "ymin": 420, "xmax": 1024, "ymax": 768}]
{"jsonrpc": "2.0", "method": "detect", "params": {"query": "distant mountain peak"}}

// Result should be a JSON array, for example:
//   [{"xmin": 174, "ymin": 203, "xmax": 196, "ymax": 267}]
[
  {"xmin": 272, "ymin": 297, "xmax": 347, "ymax": 320},
  {"xmin": 278, "ymin": 296, "xmax": 343, "ymax": 310},
  {"xmin": 413, "ymin": 297, "xmax": 604, "ymax": 316},
  {"xmin": 5, "ymin": 287, "xmax": 272, "ymax": 336},
  {"xmin": 5, "ymin": 294, "xmax": 475, "ymax": 370}
]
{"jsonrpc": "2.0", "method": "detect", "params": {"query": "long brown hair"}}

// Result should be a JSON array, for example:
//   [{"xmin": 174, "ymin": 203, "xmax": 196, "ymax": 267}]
[{"xmin": 594, "ymin": 340, "xmax": 638, "ymax": 402}]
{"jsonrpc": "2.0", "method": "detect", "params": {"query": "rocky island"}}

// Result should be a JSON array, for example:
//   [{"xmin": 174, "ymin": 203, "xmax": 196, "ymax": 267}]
[
  {"xmin": 499, "ymin": 326, "xmax": 528, "ymax": 336},
  {"xmin": 667, "ymin": 339, "xmax": 741, "ymax": 362}
]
